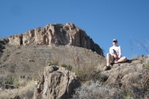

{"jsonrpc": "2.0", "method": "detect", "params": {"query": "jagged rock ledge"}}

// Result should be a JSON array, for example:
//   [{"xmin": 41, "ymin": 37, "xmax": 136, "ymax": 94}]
[{"xmin": 3, "ymin": 23, "xmax": 103, "ymax": 56}]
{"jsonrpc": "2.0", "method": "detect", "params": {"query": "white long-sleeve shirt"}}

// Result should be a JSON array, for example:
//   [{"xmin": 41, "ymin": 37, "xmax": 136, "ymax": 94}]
[{"xmin": 109, "ymin": 45, "xmax": 122, "ymax": 58}]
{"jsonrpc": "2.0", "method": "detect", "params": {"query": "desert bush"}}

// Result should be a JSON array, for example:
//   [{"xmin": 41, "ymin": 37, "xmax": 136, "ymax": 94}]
[
  {"xmin": 61, "ymin": 64, "xmax": 72, "ymax": 71},
  {"xmin": 123, "ymin": 87, "xmax": 149, "ymax": 99},
  {"xmin": 47, "ymin": 60, "xmax": 101, "ymax": 82},
  {"xmin": 48, "ymin": 60, "xmax": 59, "ymax": 66},
  {"xmin": 2, "ymin": 75, "xmax": 19, "ymax": 89},
  {"xmin": 72, "ymin": 80, "xmax": 118, "ymax": 99},
  {"xmin": 141, "ymin": 61, "xmax": 149, "ymax": 90},
  {"xmin": 114, "ymin": 88, "xmax": 149, "ymax": 99},
  {"xmin": 121, "ymin": 89, "xmax": 133, "ymax": 99},
  {"xmin": 0, "ymin": 80, "xmax": 35, "ymax": 99},
  {"xmin": 72, "ymin": 80, "xmax": 149, "ymax": 99},
  {"xmin": 131, "ymin": 55, "xmax": 140, "ymax": 60},
  {"xmin": 72, "ymin": 65, "xmax": 101, "ymax": 82},
  {"xmin": 3, "ymin": 75, "xmax": 15, "ymax": 85},
  {"xmin": 33, "ymin": 69, "xmax": 43, "ymax": 82},
  {"xmin": 8, "ymin": 65, "xmax": 16, "ymax": 73},
  {"xmin": 2, "ymin": 74, "xmax": 34, "ymax": 90}
]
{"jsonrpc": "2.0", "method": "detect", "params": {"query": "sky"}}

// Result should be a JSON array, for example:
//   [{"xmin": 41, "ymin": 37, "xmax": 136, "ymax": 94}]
[{"xmin": 0, "ymin": 0, "xmax": 149, "ymax": 58}]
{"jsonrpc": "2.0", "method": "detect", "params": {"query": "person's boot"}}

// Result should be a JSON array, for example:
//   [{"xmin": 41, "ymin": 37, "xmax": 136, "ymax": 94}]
[{"xmin": 104, "ymin": 66, "xmax": 111, "ymax": 71}]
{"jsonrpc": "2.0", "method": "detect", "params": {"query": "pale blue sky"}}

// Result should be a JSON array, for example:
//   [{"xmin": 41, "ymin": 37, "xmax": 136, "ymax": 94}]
[{"xmin": 0, "ymin": 0, "xmax": 149, "ymax": 58}]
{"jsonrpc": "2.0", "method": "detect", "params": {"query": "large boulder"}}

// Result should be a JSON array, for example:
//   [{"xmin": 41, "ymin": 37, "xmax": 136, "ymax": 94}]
[
  {"xmin": 7, "ymin": 23, "xmax": 103, "ymax": 55},
  {"xmin": 100, "ymin": 59, "xmax": 149, "ymax": 89},
  {"xmin": 34, "ymin": 65, "xmax": 80, "ymax": 99}
]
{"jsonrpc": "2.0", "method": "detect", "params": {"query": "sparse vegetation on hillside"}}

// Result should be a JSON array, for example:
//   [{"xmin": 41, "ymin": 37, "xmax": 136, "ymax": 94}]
[
  {"xmin": 0, "ymin": 80, "xmax": 35, "ymax": 99},
  {"xmin": 72, "ymin": 80, "xmax": 149, "ymax": 99},
  {"xmin": 141, "ymin": 61, "xmax": 149, "ymax": 90},
  {"xmin": 61, "ymin": 64, "xmax": 72, "ymax": 71},
  {"xmin": 48, "ymin": 60, "xmax": 59, "ymax": 66},
  {"xmin": 71, "ymin": 56, "xmax": 149, "ymax": 99},
  {"xmin": 73, "ymin": 65, "xmax": 101, "ymax": 82},
  {"xmin": 2, "ymin": 75, "xmax": 18, "ymax": 88},
  {"xmin": 0, "ymin": 38, "xmax": 149, "ymax": 98},
  {"xmin": 72, "ymin": 81, "xmax": 115, "ymax": 99},
  {"xmin": 48, "ymin": 60, "xmax": 102, "ymax": 82}
]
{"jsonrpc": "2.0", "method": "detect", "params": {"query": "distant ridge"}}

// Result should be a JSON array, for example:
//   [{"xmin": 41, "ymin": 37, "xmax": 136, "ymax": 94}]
[{"xmin": 3, "ymin": 23, "xmax": 103, "ymax": 56}]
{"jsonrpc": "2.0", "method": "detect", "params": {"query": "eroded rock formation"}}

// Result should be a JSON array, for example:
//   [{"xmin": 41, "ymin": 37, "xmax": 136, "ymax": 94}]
[
  {"xmin": 34, "ymin": 65, "xmax": 80, "ymax": 99},
  {"xmin": 7, "ymin": 23, "xmax": 103, "ymax": 55},
  {"xmin": 0, "ymin": 39, "xmax": 8, "ymax": 56}
]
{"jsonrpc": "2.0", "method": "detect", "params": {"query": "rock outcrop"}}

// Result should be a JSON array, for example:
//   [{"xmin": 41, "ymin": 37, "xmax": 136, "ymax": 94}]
[
  {"xmin": 100, "ymin": 59, "xmax": 149, "ymax": 89},
  {"xmin": 7, "ymin": 23, "xmax": 103, "ymax": 55},
  {"xmin": 0, "ymin": 39, "xmax": 8, "ymax": 56},
  {"xmin": 71, "ymin": 58, "xmax": 149, "ymax": 99},
  {"xmin": 34, "ymin": 65, "xmax": 80, "ymax": 99}
]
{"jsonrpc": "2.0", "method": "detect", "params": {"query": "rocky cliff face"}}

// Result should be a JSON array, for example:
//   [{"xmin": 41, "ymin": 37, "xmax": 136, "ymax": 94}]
[
  {"xmin": 7, "ymin": 23, "xmax": 103, "ymax": 55},
  {"xmin": 0, "ymin": 39, "xmax": 8, "ymax": 57}
]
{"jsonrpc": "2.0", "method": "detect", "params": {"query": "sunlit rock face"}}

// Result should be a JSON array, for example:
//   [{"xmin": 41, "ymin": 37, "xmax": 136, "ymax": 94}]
[{"xmin": 7, "ymin": 23, "xmax": 103, "ymax": 56}]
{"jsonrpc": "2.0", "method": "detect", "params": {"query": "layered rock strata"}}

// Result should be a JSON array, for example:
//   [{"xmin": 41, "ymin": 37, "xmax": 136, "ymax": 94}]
[{"xmin": 7, "ymin": 23, "xmax": 103, "ymax": 55}]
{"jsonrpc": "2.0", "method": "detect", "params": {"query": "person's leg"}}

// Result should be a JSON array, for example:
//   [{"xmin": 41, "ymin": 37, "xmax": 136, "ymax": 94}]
[
  {"xmin": 106, "ymin": 53, "xmax": 113, "ymax": 66},
  {"xmin": 105, "ymin": 53, "xmax": 113, "ymax": 70},
  {"xmin": 117, "ymin": 56, "xmax": 127, "ymax": 63}
]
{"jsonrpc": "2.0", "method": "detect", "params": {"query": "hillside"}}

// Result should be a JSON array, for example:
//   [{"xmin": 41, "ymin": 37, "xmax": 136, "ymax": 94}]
[
  {"xmin": 0, "ymin": 23, "xmax": 106, "ymax": 98},
  {"xmin": 0, "ymin": 45, "xmax": 105, "ymax": 78},
  {"xmin": 0, "ymin": 22, "xmax": 104, "ymax": 80},
  {"xmin": 0, "ymin": 23, "xmax": 149, "ymax": 99}
]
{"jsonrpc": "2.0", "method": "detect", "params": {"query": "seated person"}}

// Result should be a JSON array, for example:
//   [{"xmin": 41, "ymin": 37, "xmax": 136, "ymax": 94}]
[{"xmin": 105, "ymin": 39, "xmax": 127, "ymax": 70}]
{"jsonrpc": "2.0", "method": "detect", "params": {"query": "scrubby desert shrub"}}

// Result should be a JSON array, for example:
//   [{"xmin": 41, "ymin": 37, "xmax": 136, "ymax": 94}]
[
  {"xmin": 48, "ymin": 60, "xmax": 59, "ymax": 66},
  {"xmin": 141, "ymin": 61, "xmax": 149, "ymax": 90},
  {"xmin": 72, "ymin": 81, "xmax": 116, "ymax": 99},
  {"xmin": 72, "ymin": 65, "xmax": 101, "ymax": 82},
  {"xmin": 2, "ymin": 75, "xmax": 19, "ymax": 89},
  {"xmin": 61, "ymin": 64, "xmax": 72, "ymax": 71},
  {"xmin": 114, "ymin": 88, "xmax": 149, "ymax": 99},
  {"xmin": 72, "ymin": 80, "xmax": 149, "ymax": 99},
  {"xmin": 8, "ymin": 65, "xmax": 16, "ymax": 73},
  {"xmin": 0, "ymin": 80, "xmax": 35, "ymax": 99},
  {"xmin": 47, "ymin": 60, "xmax": 101, "ymax": 82}
]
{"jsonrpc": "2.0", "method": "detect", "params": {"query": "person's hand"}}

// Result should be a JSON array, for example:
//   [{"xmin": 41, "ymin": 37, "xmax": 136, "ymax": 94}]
[
  {"xmin": 113, "ymin": 54, "xmax": 118, "ymax": 59},
  {"xmin": 118, "ymin": 56, "xmax": 121, "ymax": 59}
]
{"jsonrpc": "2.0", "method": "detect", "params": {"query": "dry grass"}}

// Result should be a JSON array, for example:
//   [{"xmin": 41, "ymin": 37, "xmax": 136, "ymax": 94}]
[
  {"xmin": 47, "ymin": 58, "xmax": 104, "ymax": 82},
  {"xmin": 72, "ymin": 80, "xmax": 117, "ymax": 99},
  {"xmin": 72, "ymin": 80, "xmax": 149, "ymax": 99},
  {"xmin": 72, "ymin": 64, "xmax": 101, "ymax": 82},
  {"xmin": 142, "ymin": 61, "xmax": 149, "ymax": 89},
  {"xmin": 0, "ymin": 80, "xmax": 36, "ymax": 99}
]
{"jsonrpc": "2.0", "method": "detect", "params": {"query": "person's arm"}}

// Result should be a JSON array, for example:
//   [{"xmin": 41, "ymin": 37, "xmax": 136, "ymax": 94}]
[
  {"xmin": 110, "ymin": 47, "xmax": 118, "ymax": 58},
  {"xmin": 109, "ymin": 47, "xmax": 113, "ymax": 54},
  {"xmin": 118, "ymin": 46, "xmax": 122, "ymax": 58}
]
